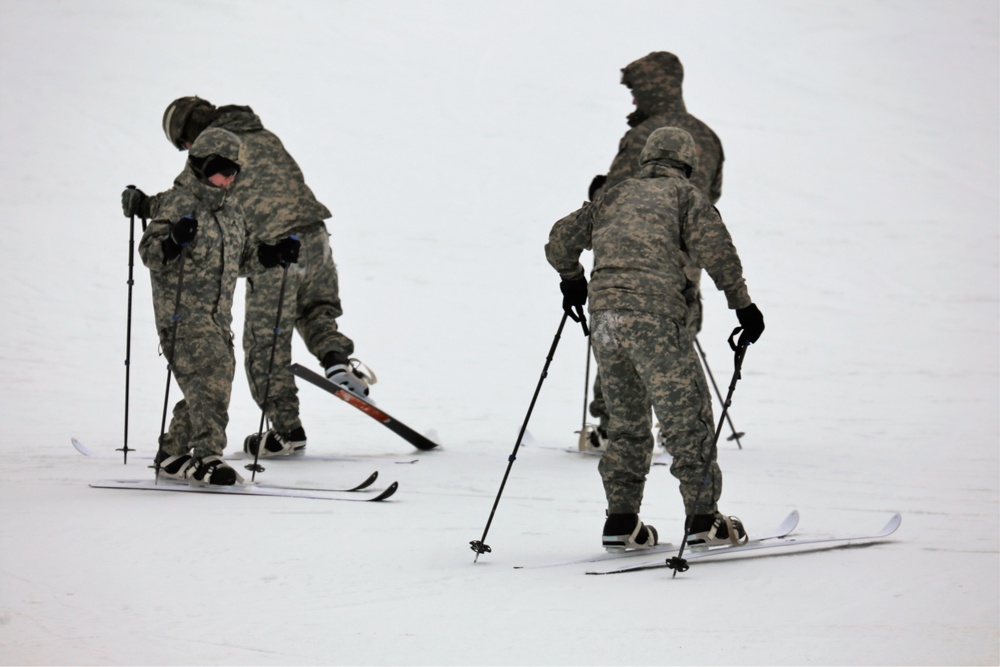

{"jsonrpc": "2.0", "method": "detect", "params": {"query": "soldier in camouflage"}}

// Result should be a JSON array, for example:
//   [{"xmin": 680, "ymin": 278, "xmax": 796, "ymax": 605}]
[
  {"xmin": 585, "ymin": 52, "xmax": 726, "ymax": 450},
  {"xmin": 545, "ymin": 127, "xmax": 764, "ymax": 549},
  {"xmin": 136, "ymin": 128, "xmax": 248, "ymax": 486},
  {"xmin": 130, "ymin": 96, "xmax": 375, "ymax": 459}
]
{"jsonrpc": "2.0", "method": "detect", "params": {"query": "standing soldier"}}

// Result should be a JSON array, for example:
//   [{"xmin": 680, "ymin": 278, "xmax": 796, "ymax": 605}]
[
  {"xmin": 546, "ymin": 127, "xmax": 764, "ymax": 549},
  {"xmin": 127, "ymin": 97, "xmax": 374, "ymax": 459},
  {"xmin": 135, "ymin": 128, "xmax": 247, "ymax": 486},
  {"xmin": 584, "ymin": 51, "xmax": 725, "ymax": 451}
]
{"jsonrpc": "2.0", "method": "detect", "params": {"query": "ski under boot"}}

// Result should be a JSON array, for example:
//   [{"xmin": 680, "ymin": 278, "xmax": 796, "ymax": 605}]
[
  {"xmin": 602, "ymin": 512, "xmax": 659, "ymax": 552},
  {"xmin": 687, "ymin": 513, "xmax": 749, "ymax": 547},
  {"xmin": 243, "ymin": 427, "xmax": 307, "ymax": 458}
]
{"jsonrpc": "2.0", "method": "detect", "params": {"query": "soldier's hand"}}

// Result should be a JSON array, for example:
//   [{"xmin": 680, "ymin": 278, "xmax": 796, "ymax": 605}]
[
  {"xmin": 560, "ymin": 275, "xmax": 588, "ymax": 323},
  {"xmin": 122, "ymin": 186, "xmax": 150, "ymax": 218},
  {"xmin": 161, "ymin": 216, "xmax": 197, "ymax": 262},
  {"xmin": 276, "ymin": 236, "xmax": 300, "ymax": 266},
  {"xmin": 259, "ymin": 236, "xmax": 302, "ymax": 268},
  {"xmin": 736, "ymin": 303, "xmax": 764, "ymax": 347},
  {"xmin": 258, "ymin": 242, "xmax": 279, "ymax": 268},
  {"xmin": 170, "ymin": 216, "xmax": 198, "ymax": 246}
]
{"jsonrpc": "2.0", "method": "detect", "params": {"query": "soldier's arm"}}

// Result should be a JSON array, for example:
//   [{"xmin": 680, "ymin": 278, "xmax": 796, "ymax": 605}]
[
  {"xmin": 138, "ymin": 220, "xmax": 174, "ymax": 271},
  {"xmin": 545, "ymin": 204, "xmax": 594, "ymax": 280},
  {"xmin": 682, "ymin": 193, "xmax": 750, "ymax": 309}
]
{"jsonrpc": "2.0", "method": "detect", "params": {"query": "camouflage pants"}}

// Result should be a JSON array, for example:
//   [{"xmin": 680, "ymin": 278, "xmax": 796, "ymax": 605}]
[
  {"xmin": 243, "ymin": 222, "xmax": 354, "ymax": 432},
  {"xmin": 160, "ymin": 332, "xmax": 236, "ymax": 458},
  {"xmin": 590, "ymin": 309, "xmax": 720, "ymax": 516},
  {"xmin": 589, "ymin": 282, "xmax": 702, "ymax": 429}
]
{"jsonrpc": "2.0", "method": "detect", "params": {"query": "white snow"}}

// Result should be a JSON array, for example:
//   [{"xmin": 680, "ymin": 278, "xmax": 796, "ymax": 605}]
[{"xmin": 1, "ymin": 0, "xmax": 997, "ymax": 664}]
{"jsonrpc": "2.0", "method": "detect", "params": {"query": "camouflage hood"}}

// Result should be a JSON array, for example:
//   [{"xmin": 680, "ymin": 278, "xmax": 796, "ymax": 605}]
[
  {"xmin": 639, "ymin": 126, "xmax": 698, "ymax": 177},
  {"xmin": 621, "ymin": 51, "xmax": 686, "ymax": 127}
]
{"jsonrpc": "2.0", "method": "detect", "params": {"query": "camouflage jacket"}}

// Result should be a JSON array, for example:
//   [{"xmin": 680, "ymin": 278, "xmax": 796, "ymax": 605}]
[
  {"xmin": 139, "ymin": 168, "xmax": 247, "ymax": 340},
  {"xmin": 546, "ymin": 163, "xmax": 750, "ymax": 320},
  {"xmin": 153, "ymin": 107, "xmax": 331, "ymax": 245},
  {"xmin": 600, "ymin": 52, "xmax": 724, "ymax": 204}
]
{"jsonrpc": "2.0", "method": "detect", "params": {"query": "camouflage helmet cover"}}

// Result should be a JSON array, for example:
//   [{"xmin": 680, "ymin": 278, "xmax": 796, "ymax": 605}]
[
  {"xmin": 188, "ymin": 127, "xmax": 242, "ymax": 163},
  {"xmin": 162, "ymin": 96, "xmax": 214, "ymax": 149},
  {"xmin": 639, "ymin": 126, "xmax": 698, "ymax": 174}
]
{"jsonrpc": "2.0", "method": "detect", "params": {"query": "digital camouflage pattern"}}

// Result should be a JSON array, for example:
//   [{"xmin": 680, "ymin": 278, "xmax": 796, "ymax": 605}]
[
  {"xmin": 547, "ymin": 128, "xmax": 750, "ymax": 319},
  {"xmin": 139, "ymin": 129, "xmax": 247, "ymax": 458},
  {"xmin": 591, "ymin": 310, "xmax": 720, "ymax": 514},
  {"xmin": 204, "ymin": 107, "xmax": 332, "ymax": 243},
  {"xmin": 599, "ymin": 51, "xmax": 724, "ymax": 204},
  {"xmin": 162, "ymin": 96, "xmax": 213, "ymax": 149},
  {"xmin": 587, "ymin": 52, "xmax": 726, "ymax": 430},
  {"xmin": 546, "ymin": 126, "xmax": 752, "ymax": 515},
  {"xmin": 204, "ymin": 106, "xmax": 352, "ymax": 433},
  {"xmin": 151, "ymin": 103, "xmax": 356, "ymax": 433},
  {"xmin": 187, "ymin": 124, "xmax": 244, "ymax": 165},
  {"xmin": 243, "ymin": 228, "xmax": 351, "ymax": 432}
]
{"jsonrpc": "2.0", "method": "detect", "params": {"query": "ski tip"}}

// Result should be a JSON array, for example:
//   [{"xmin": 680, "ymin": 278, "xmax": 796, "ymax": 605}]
[
  {"xmin": 351, "ymin": 470, "xmax": 379, "ymax": 491},
  {"xmin": 371, "ymin": 481, "xmax": 399, "ymax": 501},
  {"xmin": 881, "ymin": 512, "xmax": 902, "ymax": 536},
  {"xmin": 71, "ymin": 438, "xmax": 91, "ymax": 456}
]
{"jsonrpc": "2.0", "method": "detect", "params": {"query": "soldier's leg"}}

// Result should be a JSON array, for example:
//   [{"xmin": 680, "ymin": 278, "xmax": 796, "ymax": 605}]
[
  {"xmin": 171, "ymin": 334, "xmax": 236, "ymax": 458},
  {"xmin": 161, "ymin": 398, "xmax": 192, "ymax": 457},
  {"xmin": 591, "ymin": 311, "xmax": 655, "ymax": 514},
  {"xmin": 294, "ymin": 225, "xmax": 354, "ymax": 362},
  {"xmin": 589, "ymin": 374, "xmax": 610, "ymax": 434},
  {"xmin": 631, "ymin": 313, "xmax": 719, "ymax": 515},
  {"xmin": 243, "ymin": 266, "xmax": 303, "ymax": 433}
]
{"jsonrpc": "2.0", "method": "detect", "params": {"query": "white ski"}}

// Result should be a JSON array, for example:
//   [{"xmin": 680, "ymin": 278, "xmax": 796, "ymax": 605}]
[
  {"xmin": 514, "ymin": 510, "xmax": 799, "ymax": 570},
  {"xmin": 587, "ymin": 513, "xmax": 902, "ymax": 575},
  {"xmin": 90, "ymin": 478, "xmax": 399, "ymax": 502}
]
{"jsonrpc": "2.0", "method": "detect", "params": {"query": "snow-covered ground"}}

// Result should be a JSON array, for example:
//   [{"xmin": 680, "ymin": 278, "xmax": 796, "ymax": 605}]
[{"xmin": 1, "ymin": 1, "xmax": 997, "ymax": 664}]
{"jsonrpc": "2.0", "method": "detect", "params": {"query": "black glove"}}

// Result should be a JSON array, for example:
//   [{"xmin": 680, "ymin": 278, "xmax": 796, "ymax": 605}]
[
  {"xmin": 560, "ymin": 275, "xmax": 588, "ymax": 323},
  {"xmin": 588, "ymin": 174, "xmax": 607, "ymax": 201},
  {"xmin": 258, "ymin": 236, "xmax": 301, "ymax": 268},
  {"xmin": 161, "ymin": 216, "xmax": 197, "ymax": 262},
  {"xmin": 257, "ymin": 242, "xmax": 280, "ymax": 268},
  {"xmin": 276, "ymin": 236, "xmax": 300, "ymax": 265},
  {"xmin": 170, "ymin": 216, "xmax": 198, "ymax": 245},
  {"xmin": 121, "ymin": 186, "xmax": 150, "ymax": 219},
  {"xmin": 736, "ymin": 303, "xmax": 765, "ymax": 347}
]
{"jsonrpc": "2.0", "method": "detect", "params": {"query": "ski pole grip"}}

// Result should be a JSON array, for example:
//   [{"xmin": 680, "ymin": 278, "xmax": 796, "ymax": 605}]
[{"xmin": 728, "ymin": 326, "xmax": 743, "ymax": 352}]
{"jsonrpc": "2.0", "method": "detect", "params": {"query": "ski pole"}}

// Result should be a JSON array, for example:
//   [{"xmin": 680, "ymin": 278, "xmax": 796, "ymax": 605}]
[
  {"xmin": 577, "ymin": 338, "xmax": 592, "ymax": 451},
  {"xmin": 246, "ymin": 259, "xmax": 292, "ymax": 481},
  {"xmin": 666, "ymin": 328, "xmax": 749, "ymax": 576},
  {"xmin": 119, "ymin": 185, "xmax": 141, "ymax": 465},
  {"xmin": 153, "ymin": 245, "xmax": 189, "ymax": 482},
  {"xmin": 471, "ymin": 312, "xmax": 569, "ymax": 562},
  {"xmin": 694, "ymin": 336, "xmax": 745, "ymax": 449}
]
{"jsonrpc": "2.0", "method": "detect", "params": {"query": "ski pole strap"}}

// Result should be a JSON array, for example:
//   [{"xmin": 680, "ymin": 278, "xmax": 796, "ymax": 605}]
[
  {"xmin": 728, "ymin": 326, "xmax": 747, "ymax": 378},
  {"xmin": 728, "ymin": 326, "xmax": 743, "ymax": 352}
]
